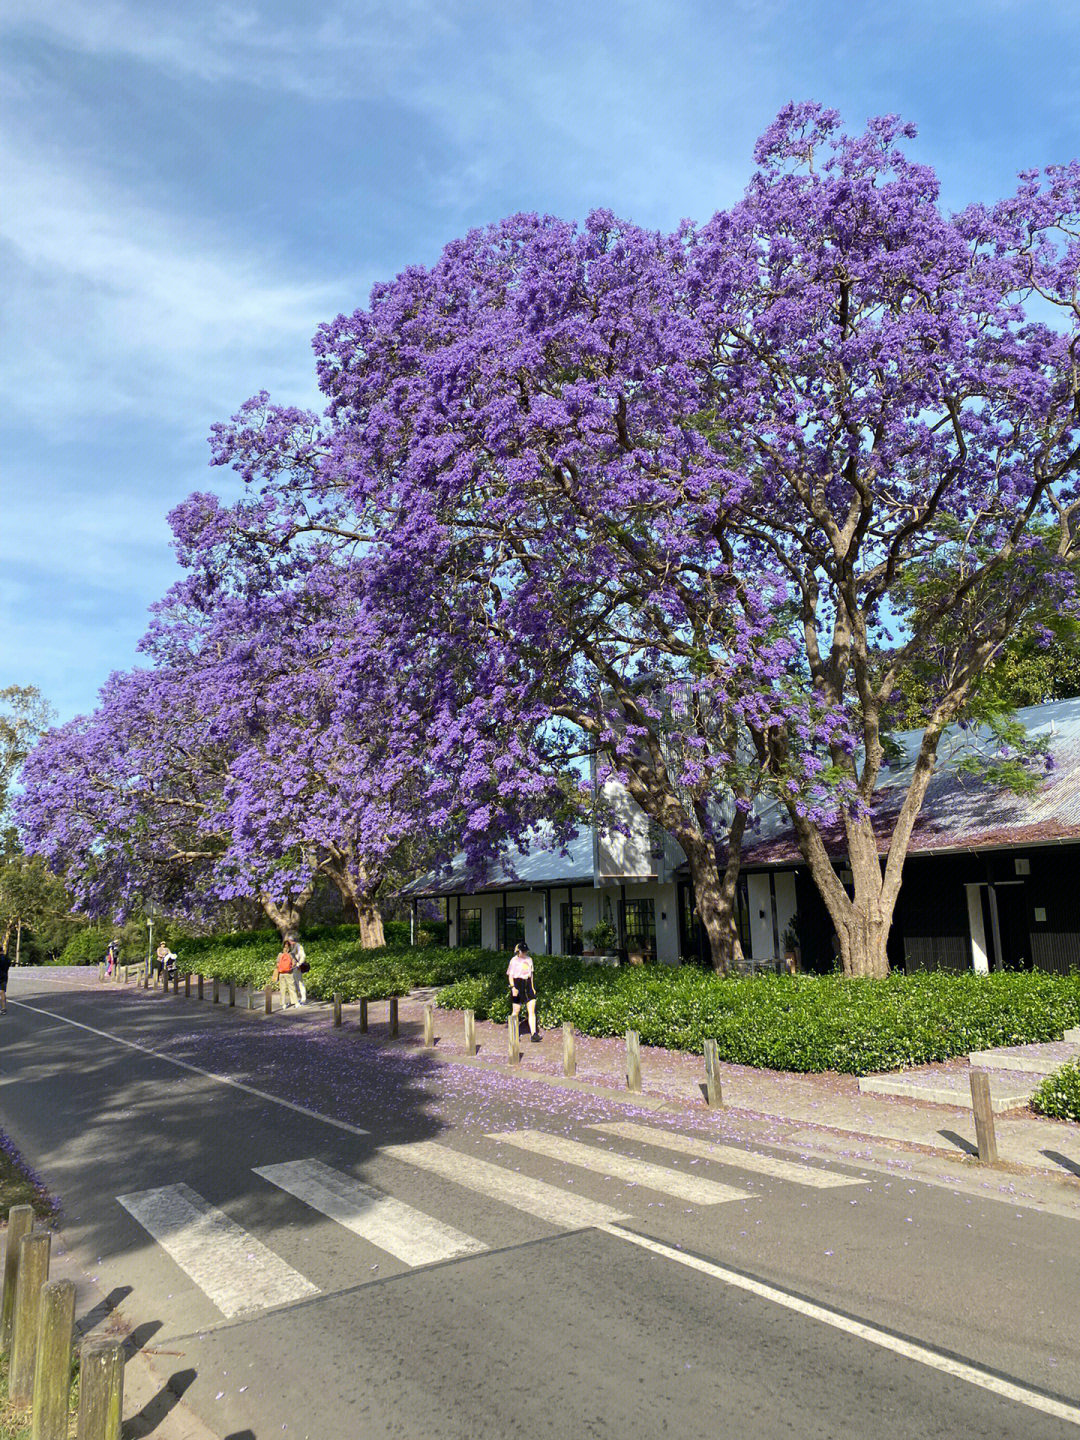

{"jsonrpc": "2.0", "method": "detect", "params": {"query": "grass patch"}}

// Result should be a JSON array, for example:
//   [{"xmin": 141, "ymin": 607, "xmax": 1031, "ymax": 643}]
[{"xmin": 0, "ymin": 1136, "xmax": 57, "ymax": 1223}]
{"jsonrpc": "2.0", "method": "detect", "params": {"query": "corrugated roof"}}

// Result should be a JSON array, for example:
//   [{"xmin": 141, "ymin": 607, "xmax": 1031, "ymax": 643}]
[{"xmin": 404, "ymin": 823, "xmax": 599, "ymax": 897}]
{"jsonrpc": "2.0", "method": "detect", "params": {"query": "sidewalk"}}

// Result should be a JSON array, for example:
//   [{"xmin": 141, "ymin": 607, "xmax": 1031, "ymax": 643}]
[{"xmin": 66, "ymin": 967, "xmax": 1080, "ymax": 1197}]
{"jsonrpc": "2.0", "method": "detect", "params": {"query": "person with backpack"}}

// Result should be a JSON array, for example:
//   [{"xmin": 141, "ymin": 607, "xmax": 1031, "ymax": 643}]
[
  {"xmin": 271, "ymin": 938, "xmax": 300, "ymax": 1009},
  {"xmin": 0, "ymin": 945, "xmax": 9, "ymax": 1014},
  {"xmin": 105, "ymin": 940, "xmax": 119, "ymax": 978},
  {"xmin": 288, "ymin": 933, "xmax": 309, "ymax": 1004}
]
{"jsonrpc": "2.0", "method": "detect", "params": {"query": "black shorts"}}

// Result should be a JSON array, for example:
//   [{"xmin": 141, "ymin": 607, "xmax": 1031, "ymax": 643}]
[{"xmin": 510, "ymin": 978, "xmax": 536, "ymax": 1004}]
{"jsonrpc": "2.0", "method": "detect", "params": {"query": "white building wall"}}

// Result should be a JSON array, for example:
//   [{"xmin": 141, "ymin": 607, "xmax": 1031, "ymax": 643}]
[
  {"xmin": 773, "ymin": 872, "xmax": 797, "ymax": 953},
  {"xmin": 747, "ymin": 873, "xmax": 775, "ymax": 960}
]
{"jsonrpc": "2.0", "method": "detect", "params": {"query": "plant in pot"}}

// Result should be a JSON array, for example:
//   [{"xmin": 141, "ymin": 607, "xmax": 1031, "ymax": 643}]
[
  {"xmin": 781, "ymin": 919, "xmax": 800, "ymax": 974},
  {"xmin": 584, "ymin": 920, "xmax": 618, "ymax": 958}
]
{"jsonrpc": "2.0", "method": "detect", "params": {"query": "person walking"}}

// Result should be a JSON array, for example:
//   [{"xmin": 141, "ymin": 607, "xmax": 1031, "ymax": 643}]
[
  {"xmin": 271, "ymin": 939, "xmax": 300, "ymax": 1009},
  {"xmin": 105, "ymin": 940, "xmax": 118, "ymax": 978},
  {"xmin": 507, "ymin": 942, "xmax": 540, "ymax": 1041},
  {"xmin": 0, "ymin": 945, "xmax": 8, "ymax": 1014},
  {"xmin": 289, "ymin": 933, "xmax": 308, "ymax": 1005}
]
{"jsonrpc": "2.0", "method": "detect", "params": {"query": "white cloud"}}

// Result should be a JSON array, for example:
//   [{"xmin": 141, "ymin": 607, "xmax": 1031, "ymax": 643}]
[{"xmin": 0, "ymin": 130, "xmax": 361, "ymax": 430}]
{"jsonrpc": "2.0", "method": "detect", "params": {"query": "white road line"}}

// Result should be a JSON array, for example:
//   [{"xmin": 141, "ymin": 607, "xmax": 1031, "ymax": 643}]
[
  {"xmin": 117, "ymin": 1182, "xmax": 319, "ymax": 1319},
  {"xmin": 9, "ymin": 999, "xmax": 368, "ymax": 1137},
  {"xmin": 381, "ymin": 1140, "xmax": 629, "ymax": 1229},
  {"xmin": 600, "ymin": 1226, "xmax": 1080, "ymax": 1428},
  {"xmin": 488, "ymin": 1130, "xmax": 755, "ymax": 1206},
  {"xmin": 594, "ymin": 1122, "xmax": 861, "ymax": 1190},
  {"xmin": 254, "ymin": 1158, "xmax": 486, "ymax": 1266}
]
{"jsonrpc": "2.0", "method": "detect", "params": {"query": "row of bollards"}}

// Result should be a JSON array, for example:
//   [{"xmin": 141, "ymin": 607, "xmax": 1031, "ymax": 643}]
[{"xmin": 2, "ymin": 1205, "xmax": 124, "ymax": 1440}]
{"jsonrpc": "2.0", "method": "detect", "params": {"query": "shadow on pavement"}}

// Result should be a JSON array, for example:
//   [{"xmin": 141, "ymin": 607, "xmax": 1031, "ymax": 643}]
[
  {"xmin": 938, "ymin": 1128, "xmax": 978, "ymax": 1157},
  {"xmin": 1042, "ymin": 1148, "xmax": 1080, "ymax": 1178},
  {"xmin": 122, "ymin": 1366, "xmax": 196, "ymax": 1438}
]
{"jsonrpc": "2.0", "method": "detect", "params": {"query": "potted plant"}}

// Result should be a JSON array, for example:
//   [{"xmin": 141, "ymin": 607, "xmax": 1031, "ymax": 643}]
[
  {"xmin": 781, "ymin": 919, "xmax": 800, "ymax": 975},
  {"xmin": 584, "ymin": 920, "xmax": 619, "ymax": 964}
]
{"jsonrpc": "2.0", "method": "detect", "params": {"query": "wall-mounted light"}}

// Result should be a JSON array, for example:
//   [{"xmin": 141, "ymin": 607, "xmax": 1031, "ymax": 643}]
[{"xmin": 660, "ymin": 912, "xmax": 666, "ymax": 922}]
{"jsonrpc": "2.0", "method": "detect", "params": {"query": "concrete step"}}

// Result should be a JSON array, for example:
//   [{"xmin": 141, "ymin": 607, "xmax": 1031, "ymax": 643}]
[
  {"xmin": 968, "ymin": 1041, "xmax": 1080, "ymax": 1076},
  {"xmin": 1065, "ymin": 1028, "xmax": 1080, "ymax": 1044},
  {"xmin": 858, "ymin": 1066, "xmax": 1043, "ymax": 1112}
]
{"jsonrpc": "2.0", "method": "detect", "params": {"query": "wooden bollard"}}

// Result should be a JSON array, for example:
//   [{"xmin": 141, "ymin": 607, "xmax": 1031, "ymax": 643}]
[
  {"xmin": 423, "ymin": 1003, "xmax": 435, "ymax": 1048},
  {"xmin": 228, "ymin": 980, "xmax": 235, "ymax": 1007},
  {"xmin": 389, "ymin": 996, "xmax": 399, "ymax": 1037},
  {"xmin": 31, "ymin": 1278, "xmax": 75, "ymax": 1440},
  {"xmin": 212, "ymin": 978, "xmax": 220, "ymax": 1005},
  {"xmin": 508, "ymin": 1014, "xmax": 522, "ymax": 1064},
  {"xmin": 333, "ymin": 993, "xmax": 342, "ymax": 1027},
  {"xmin": 98, "ymin": 964, "xmax": 104, "ymax": 983},
  {"xmin": 10, "ymin": 1231, "xmax": 51, "ymax": 1406},
  {"xmin": 626, "ymin": 1030, "xmax": 642, "ymax": 1093},
  {"xmin": 562, "ymin": 1023, "xmax": 577, "ymax": 1077},
  {"xmin": 142, "ymin": 966, "xmax": 148, "ymax": 989},
  {"xmin": 184, "ymin": 972, "xmax": 191, "ymax": 998},
  {"xmin": 196, "ymin": 974, "xmax": 204, "ymax": 1000},
  {"xmin": 264, "ymin": 986, "xmax": 273, "ymax": 1015},
  {"xmin": 247, "ymin": 988, "xmax": 254, "ymax": 1010},
  {"xmin": 970, "ymin": 1069, "xmax": 999, "ymax": 1165},
  {"xmin": 121, "ymin": 966, "xmax": 127, "ymax": 985},
  {"xmin": 703, "ymin": 1039, "xmax": 723, "ymax": 1107},
  {"xmin": 1, "ymin": 1204, "xmax": 34, "ymax": 1348},
  {"xmin": 463, "ymin": 1009, "xmax": 476, "ymax": 1056},
  {"xmin": 77, "ymin": 1337, "xmax": 124, "ymax": 1440},
  {"xmin": 359, "ymin": 997, "xmax": 368, "ymax": 1033}
]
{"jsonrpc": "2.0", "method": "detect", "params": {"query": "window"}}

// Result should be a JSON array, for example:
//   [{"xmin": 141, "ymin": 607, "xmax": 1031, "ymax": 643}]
[
  {"xmin": 624, "ymin": 898, "xmax": 656, "ymax": 957},
  {"xmin": 496, "ymin": 905, "xmax": 525, "ymax": 950},
  {"xmin": 459, "ymin": 906, "xmax": 482, "ymax": 947},
  {"xmin": 561, "ymin": 902, "xmax": 583, "ymax": 955}
]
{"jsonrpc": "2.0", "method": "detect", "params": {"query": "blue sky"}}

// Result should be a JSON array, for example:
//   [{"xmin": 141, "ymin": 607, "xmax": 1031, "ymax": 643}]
[{"xmin": 4, "ymin": 0, "xmax": 1079, "ymax": 723}]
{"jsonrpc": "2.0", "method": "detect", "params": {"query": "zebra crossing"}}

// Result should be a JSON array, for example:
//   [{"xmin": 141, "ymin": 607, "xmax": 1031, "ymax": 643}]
[{"xmin": 117, "ymin": 1125, "xmax": 863, "ymax": 1321}]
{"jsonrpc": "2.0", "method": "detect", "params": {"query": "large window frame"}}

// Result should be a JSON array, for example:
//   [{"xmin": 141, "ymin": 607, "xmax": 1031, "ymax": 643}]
[
  {"xmin": 624, "ymin": 898, "xmax": 657, "ymax": 958},
  {"xmin": 496, "ymin": 904, "xmax": 525, "ymax": 951},
  {"xmin": 561, "ymin": 901, "xmax": 583, "ymax": 955},
  {"xmin": 459, "ymin": 906, "xmax": 482, "ymax": 947}
]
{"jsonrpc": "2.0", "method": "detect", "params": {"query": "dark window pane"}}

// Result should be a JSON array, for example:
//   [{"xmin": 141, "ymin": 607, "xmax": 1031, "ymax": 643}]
[
  {"xmin": 561, "ymin": 902, "xmax": 583, "ymax": 954},
  {"xmin": 459, "ymin": 907, "xmax": 482, "ymax": 947},
  {"xmin": 625, "ymin": 899, "xmax": 656, "ymax": 956},
  {"xmin": 496, "ymin": 905, "xmax": 525, "ymax": 950}
]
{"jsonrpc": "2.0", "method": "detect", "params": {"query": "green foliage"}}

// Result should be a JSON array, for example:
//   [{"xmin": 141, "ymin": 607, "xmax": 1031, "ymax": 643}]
[
  {"xmin": 174, "ymin": 928, "xmax": 489, "ymax": 1002},
  {"xmin": 59, "ymin": 927, "xmax": 112, "ymax": 966},
  {"xmin": 1031, "ymin": 1061, "xmax": 1080, "ymax": 1121},
  {"xmin": 438, "ymin": 964, "xmax": 1080, "ymax": 1074}
]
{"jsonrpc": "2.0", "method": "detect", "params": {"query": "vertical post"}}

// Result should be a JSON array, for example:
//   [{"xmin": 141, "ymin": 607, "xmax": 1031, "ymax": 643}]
[
  {"xmin": 508, "ymin": 1014, "xmax": 521, "ymax": 1064},
  {"xmin": 121, "ymin": 966, "xmax": 127, "ymax": 985},
  {"xmin": 970, "ymin": 1069, "xmax": 999, "ymax": 1165},
  {"xmin": 77, "ymin": 1338, "xmax": 124, "ymax": 1440},
  {"xmin": 142, "ymin": 965, "xmax": 149, "ymax": 989},
  {"xmin": 173, "ymin": 971, "xmax": 180, "ymax": 995},
  {"xmin": 410, "ymin": 900, "xmax": 417, "ymax": 947},
  {"xmin": 423, "ymin": 1004, "xmax": 435, "ymax": 1048},
  {"xmin": 247, "ymin": 988, "xmax": 254, "ymax": 1010},
  {"xmin": 184, "ymin": 973, "xmax": 191, "ymax": 998},
  {"xmin": 703, "ymin": 1039, "xmax": 723, "ymax": 1108},
  {"xmin": 264, "ymin": 986, "xmax": 273, "ymax": 1014},
  {"xmin": 333, "ymin": 993, "xmax": 342, "ymax": 1028},
  {"xmin": 625, "ymin": 1030, "xmax": 641, "ymax": 1093},
  {"xmin": 212, "ymin": 978, "xmax": 220, "ymax": 1005},
  {"xmin": 10, "ymin": 1231, "xmax": 52, "ymax": 1406},
  {"xmin": 2, "ymin": 1204, "xmax": 34, "ymax": 1348},
  {"xmin": 228, "ymin": 980, "xmax": 235, "ymax": 1007},
  {"xmin": 31, "ymin": 1278, "xmax": 75, "ymax": 1440},
  {"xmin": 545, "ymin": 888, "xmax": 553, "ymax": 955},
  {"xmin": 197, "ymin": 974, "xmax": 204, "ymax": 1000},
  {"xmin": 359, "ymin": 997, "xmax": 368, "ymax": 1033},
  {"xmin": 98, "ymin": 964, "xmax": 104, "ymax": 983},
  {"xmin": 456, "ymin": 895, "xmax": 462, "ymax": 951},
  {"xmin": 389, "ymin": 997, "xmax": 399, "ymax": 1037},
  {"xmin": 562, "ymin": 1023, "xmax": 577, "ymax": 1077},
  {"xmin": 463, "ymin": 1009, "xmax": 476, "ymax": 1056}
]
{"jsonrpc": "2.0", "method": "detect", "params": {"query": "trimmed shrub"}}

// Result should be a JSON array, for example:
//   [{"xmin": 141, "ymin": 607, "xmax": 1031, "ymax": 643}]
[
  {"xmin": 1031, "ymin": 1062, "xmax": 1080, "ymax": 1121},
  {"xmin": 437, "ymin": 963, "xmax": 1080, "ymax": 1075},
  {"xmin": 59, "ymin": 928, "xmax": 112, "ymax": 966}
]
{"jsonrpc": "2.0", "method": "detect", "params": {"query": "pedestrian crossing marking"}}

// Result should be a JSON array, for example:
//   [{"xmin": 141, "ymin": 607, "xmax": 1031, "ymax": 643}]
[
  {"xmin": 254, "ymin": 1158, "xmax": 486, "ymax": 1266},
  {"xmin": 380, "ymin": 1139, "xmax": 629, "ymax": 1229},
  {"xmin": 487, "ymin": 1130, "xmax": 755, "ymax": 1206},
  {"xmin": 593, "ymin": 1123, "xmax": 863, "ymax": 1190},
  {"xmin": 117, "ymin": 1182, "xmax": 319, "ymax": 1318}
]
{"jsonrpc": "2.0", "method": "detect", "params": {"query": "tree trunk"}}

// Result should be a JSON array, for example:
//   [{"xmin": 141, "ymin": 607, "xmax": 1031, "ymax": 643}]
[
  {"xmin": 14, "ymin": 919, "xmax": 21, "ymax": 966},
  {"xmin": 680, "ymin": 832, "xmax": 738, "ymax": 974},
  {"xmin": 322, "ymin": 859, "xmax": 386, "ymax": 948},
  {"xmin": 258, "ymin": 888, "xmax": 313, "ymax": 939},
  {"xmin": 791, "ymin": 815, "xmax": 892, "ymax": 978},
  {"xmin": 356, "ymin": 893, "xmax": 386, "ymax": 949}
]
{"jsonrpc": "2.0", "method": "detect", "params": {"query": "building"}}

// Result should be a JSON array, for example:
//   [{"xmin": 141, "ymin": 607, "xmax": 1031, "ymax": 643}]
[{"xmin": 407, "ymin": 697, "xmax": 1080, "ymax": 974}]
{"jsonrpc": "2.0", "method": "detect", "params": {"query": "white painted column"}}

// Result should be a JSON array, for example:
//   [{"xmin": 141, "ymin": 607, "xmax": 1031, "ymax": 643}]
[{"xmin": 965, "ymin": 882, "xmax": 989, "ymax": 974}]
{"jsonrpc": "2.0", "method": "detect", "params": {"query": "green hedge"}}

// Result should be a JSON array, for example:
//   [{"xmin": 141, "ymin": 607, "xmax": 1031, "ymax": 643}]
[
  {"xmin": 59, "ymin": 928, "xmax": 112, "ymax": 966},
  {"xmin": 1031, "ymin": 1062, "xmax": 1080, "ymax": 1121},
  {"xmin": 437, "ymin": 963, "xmax": 1080, "ymax": 1075},
  {"xmin": 175, "ymin": 935, "xmax": 490, "ymax": 1003}
]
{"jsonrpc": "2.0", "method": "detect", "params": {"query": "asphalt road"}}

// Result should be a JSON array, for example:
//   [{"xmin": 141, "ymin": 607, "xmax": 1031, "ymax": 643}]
[{"xmin": 2, "ymin": 969, "xmax": 1079, "ymax": 1440}]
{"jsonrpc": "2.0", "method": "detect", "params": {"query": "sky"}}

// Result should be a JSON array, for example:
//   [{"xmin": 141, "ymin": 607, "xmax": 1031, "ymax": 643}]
[{"xmin": 3, "ymin": 0, "xmax": 1079, "ymax": 724}]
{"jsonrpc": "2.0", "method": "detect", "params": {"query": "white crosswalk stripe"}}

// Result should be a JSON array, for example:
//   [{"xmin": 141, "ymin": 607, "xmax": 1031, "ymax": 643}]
[
  {"xmin": 380, "ymin": 1139, "xmax": 629, "ymax": 1228},
  {"xmin": 487, "ymin": 1130, "xmax": 755, "ymax": 1205},
  {"xmin": 593, "ymin": 1123, "xmax": 863, "ymax": 1189},
  {"xmin": 254, "ymin": 1158, "xmax": 486, "ymax": 1266},
  {"xmin": 116, "ymin": 1182, "xmax": 319, "ymax": 1318}
]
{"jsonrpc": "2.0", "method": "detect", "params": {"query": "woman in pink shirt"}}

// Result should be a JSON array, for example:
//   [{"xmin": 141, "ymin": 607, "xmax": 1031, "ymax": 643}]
[{"xmin": 507, "ymin": 943, "xmax": 540, "ymax": 1042}]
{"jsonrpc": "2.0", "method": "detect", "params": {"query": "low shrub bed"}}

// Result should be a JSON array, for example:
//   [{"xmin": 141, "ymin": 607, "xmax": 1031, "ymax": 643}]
[
  {"xmin": 176, "ymin": 933, "xmax": 494, "ymax": 1003},
  {"xmin": 1031, "ymin": 1062, "xmax": 1080, "ymax": 1121},
  {"xmin": 437, "ymin": 963, "xmax": 1080, "ymax": 1075}
]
